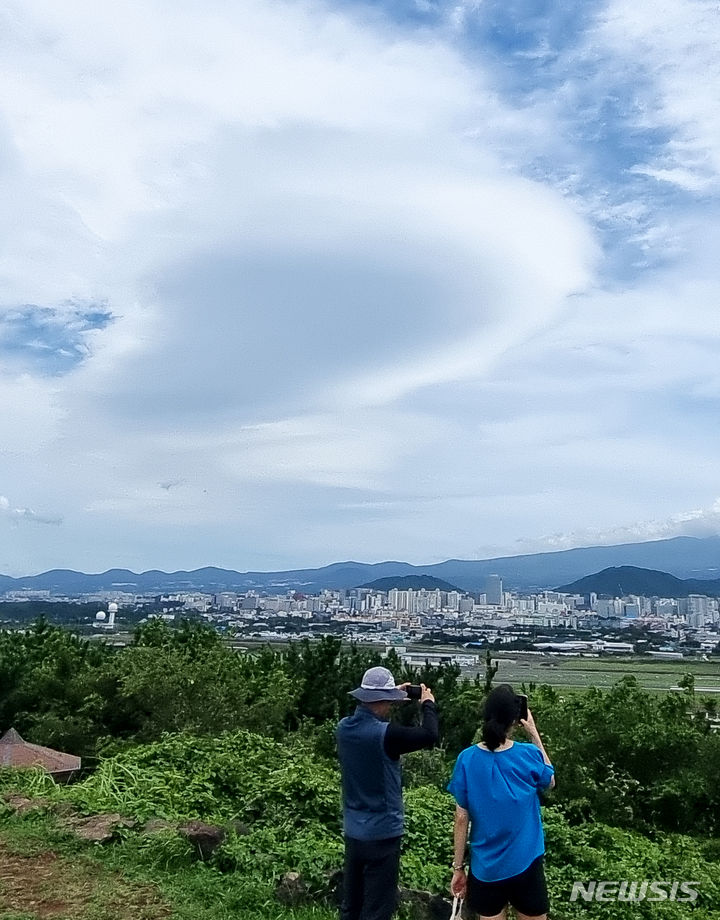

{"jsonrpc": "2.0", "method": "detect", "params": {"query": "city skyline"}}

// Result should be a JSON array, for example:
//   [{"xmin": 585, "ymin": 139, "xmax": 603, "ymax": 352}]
[{"xmin": 2, "ymin": 1, "xmax": 720, "ymax": 575}]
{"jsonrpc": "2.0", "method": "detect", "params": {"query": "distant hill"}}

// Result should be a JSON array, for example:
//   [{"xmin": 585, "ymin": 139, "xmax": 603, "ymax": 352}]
[
  {"xmin": 357, "ymin": 575, "xmax": 462, "ymax": 592},
  {"xmin": 2, "ymin": 535, "xmax": 719, "ymax": 594},
  {"xmin": 557, "ymin": 565, "xmax": 720, "ymax": 598}
]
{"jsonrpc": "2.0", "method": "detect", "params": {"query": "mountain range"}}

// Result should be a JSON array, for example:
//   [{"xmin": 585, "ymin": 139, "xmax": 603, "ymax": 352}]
[{"xmin": 2, "ymin": 534, "xmax": 719, "ymax": 595}]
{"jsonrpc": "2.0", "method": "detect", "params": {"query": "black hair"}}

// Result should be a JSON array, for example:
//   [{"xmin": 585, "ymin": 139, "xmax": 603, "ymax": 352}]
[{"xmin": 481, "ymin": 684, "xmax": 520, "ymax": 751}]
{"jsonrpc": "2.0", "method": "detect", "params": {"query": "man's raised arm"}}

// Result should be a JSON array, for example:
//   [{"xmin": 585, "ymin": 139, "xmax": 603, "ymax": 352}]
[{"xmin": 384, "ymin": 685, "xmax": 438, "ymax": 759}]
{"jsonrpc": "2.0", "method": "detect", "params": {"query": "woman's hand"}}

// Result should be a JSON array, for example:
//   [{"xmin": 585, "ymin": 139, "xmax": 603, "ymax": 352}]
[
  {"xmin": 450, "ymin": 868, "xmax": 467, "ymax": 898},
  {"xmin": 520, "ymin": 707, "xmax": 541, "ymax": 741},
  {"xmin": 521, "ymin": 709, "xmax": 555, "ymax": 786}
]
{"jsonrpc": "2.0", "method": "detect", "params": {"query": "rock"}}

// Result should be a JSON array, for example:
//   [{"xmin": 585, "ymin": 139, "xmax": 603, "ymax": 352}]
[
  {"xmin": 50, "ymin": 801, "xmax": 78, "ymax": 818},
  {"xmin": 2, "ymin": 794, "xmax": 79, "ymax": 819},
  {"xmin": 63, "ymin": 813, "xmax": 135, "ymax": 843},
  {"xmin": 276, "ymin": 871, "xmax": 308, "ymax": 905},
  {"xmin": 2, "ymin": 795, "xmax": 52, "ymax": 815},
  {"xmin": 326, "ymin": 868, "xmax": 344, "ymax": 905},
  {"xmin": 2, "ymin": 794, "xmax": 33, "ymax": 813},
  {"xmin": 178, "ymin": 820, "xmax": 226, "ymax": 859},
  {"xmin": 399, "ymin": 887, "xmax": 454, "ymax": 920}
]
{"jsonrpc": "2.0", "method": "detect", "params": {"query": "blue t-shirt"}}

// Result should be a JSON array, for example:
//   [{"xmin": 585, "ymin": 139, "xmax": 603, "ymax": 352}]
[{"xmin": 447, "ymin": 741, "xmax": 554, "ymax": 882}]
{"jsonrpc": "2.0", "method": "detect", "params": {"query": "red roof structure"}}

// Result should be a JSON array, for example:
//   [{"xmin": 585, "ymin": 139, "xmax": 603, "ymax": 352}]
[{"xmin": 0, "ymin": 728, "xmax": 81, "ymax": 776}]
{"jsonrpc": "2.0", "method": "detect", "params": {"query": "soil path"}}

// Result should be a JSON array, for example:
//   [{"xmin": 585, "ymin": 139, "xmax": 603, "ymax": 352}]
[{"xmin": 0, "ymin": 841, "xmax": 171, "ymax": 920}]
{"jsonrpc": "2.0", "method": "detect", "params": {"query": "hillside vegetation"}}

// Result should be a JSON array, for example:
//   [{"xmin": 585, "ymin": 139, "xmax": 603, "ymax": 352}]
[
  {"xmin": 0, "ymin": 621, "xmax": 719, "ymax": 919},
  {"xmin": 557, "ymin": 565, "xmax": 720, "ymax": 598},
  {"xmin": 357, "ymin": 575, "xmax": 462, "ymax": 592}
]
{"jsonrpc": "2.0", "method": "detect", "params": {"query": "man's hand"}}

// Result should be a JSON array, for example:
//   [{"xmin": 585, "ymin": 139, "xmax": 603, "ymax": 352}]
[
  {"xmin": 396, "ymin": 681, "xmax": 411, "ymax": 691},
  {"xmin": 420, "ymin": 683, "xmax": 435, "ymax": 704},
  {"xmin": 450, "ymin": 868, "xmax": 467, "ymax": 898}
]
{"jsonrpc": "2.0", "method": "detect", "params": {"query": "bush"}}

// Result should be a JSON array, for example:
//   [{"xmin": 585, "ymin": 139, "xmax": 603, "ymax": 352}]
[
  {"xmin": 62, "ymin": 730, "xmax": 341, "ymax": 827},
  {"xmin": 217, "ymin": 825, "xmax": 343, "ymax": 894},
  {"xmin": 544, "ymin": 808, "xmax": 720, "ymax": 919}
]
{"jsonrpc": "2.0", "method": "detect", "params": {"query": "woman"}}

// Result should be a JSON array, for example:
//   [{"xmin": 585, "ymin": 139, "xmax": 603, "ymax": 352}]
[{"xmin": 447, "ymin": 685, "xmax": 555, "ymax": 920}]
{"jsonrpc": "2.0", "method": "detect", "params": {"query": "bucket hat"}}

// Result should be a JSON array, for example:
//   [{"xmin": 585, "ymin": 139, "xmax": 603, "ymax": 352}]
[{"xmin": 350, "ymin": 666, "xmax": 408, "ymax": 702}]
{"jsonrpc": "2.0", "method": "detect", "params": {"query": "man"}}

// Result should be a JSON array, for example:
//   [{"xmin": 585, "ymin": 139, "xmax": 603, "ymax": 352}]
[{"xmin": 336, "ymin": 666, "xmax": 438, "ymax": 920}]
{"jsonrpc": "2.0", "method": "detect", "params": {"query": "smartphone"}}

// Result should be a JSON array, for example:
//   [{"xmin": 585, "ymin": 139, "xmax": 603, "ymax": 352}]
[
  {"xmin": 406, "ymin": 685, "xmax": 422, "ymax": 700},
  {"xmin": 516, "ymin": 694, "xmax": 528, "ymax": 722}
]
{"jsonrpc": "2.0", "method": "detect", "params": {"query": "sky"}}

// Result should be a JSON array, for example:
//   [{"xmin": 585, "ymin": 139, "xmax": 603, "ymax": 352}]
[{"xmin": 2, "ymin": 0, "xmax": 720, "ymax": 576}]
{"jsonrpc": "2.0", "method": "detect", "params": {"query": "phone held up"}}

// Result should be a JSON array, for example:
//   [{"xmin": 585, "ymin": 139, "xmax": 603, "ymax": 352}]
[
  {"xmin": 406, "ymin": 685, "xmax": 422, "ymax": 700},
  {"xmin": 516, "ymin": 694, "xmax": 528, "ymax": 722}
]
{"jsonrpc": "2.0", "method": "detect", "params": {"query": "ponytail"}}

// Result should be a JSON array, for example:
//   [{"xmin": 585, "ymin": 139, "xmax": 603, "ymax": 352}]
[
  {"xmin": 482, "ymin": 717, "xmax": 507, "ymax": 751},
  {"xmin": 481, "ymin": 684, "xmax": 519, "ymax": 750}
]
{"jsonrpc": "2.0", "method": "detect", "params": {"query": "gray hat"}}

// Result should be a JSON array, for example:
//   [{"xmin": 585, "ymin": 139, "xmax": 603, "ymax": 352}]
[{"xmin": 350, "ymin": 666, "xmax": 408, "ymax": 702}]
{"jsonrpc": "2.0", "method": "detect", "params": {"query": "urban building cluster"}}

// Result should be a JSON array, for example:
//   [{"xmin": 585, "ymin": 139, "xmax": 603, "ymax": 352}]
[{"xmin": 6, "ymin": 575, "xmax": 717, "ymax": 655}]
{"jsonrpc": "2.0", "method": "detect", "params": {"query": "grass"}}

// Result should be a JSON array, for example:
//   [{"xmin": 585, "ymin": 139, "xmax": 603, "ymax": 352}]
[
  {"xmin": 0, "ymin": 814, "xmax": 169, "ymax": 920},
  {"xmin": 0, "ymin": 813, "xmax": 337, "ymax": 920},
  {"xmin": 3, "ymin": 800, "xmax": 720, "ymax": 920}
]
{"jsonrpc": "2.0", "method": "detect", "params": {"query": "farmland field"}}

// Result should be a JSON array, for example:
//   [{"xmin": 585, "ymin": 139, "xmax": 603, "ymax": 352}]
[
  {"xmin": 238, "ymin": 637, "xmax": 720, "ymax": 694},
  {"xmin": 413, "ymin": 647, "xmax": 720, "ymax": 693}
]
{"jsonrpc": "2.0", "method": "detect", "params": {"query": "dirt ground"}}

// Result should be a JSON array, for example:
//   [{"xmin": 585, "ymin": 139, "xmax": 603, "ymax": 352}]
[{"xmin": 0, "ymin": 841, "xmax": 170, "ymax": 920}]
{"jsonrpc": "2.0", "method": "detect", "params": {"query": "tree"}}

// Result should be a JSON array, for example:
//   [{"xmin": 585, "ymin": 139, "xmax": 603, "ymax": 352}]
[{"xmin": 483, "ymin": 650, "xmax": 499, "ymax": 694}]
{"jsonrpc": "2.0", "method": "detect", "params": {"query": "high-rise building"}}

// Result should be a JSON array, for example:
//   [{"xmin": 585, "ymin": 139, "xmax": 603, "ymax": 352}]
[
  {"xmin": 485, "ymin": 575, "xmax": 503, "ymax": 606},
  {"xmin": 596, "ymin": 598, "xmax": 622, "ymax": 618},
  {"xmin": 447, "ymin": 591, "xmax": 461, "ymax": 611},
  {"xmin": 680, "ymin": 594, "xmax": 710, "ymax": 628}
]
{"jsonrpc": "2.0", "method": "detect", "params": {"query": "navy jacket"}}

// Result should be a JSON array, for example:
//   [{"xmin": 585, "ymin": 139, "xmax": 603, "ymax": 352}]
[{"xmin": 336, "ymin": 702, "xmax": 438, "ymax": 840}]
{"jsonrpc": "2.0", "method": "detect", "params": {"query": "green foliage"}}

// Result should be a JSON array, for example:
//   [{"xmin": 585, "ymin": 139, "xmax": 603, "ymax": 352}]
[
  {"xmin": 66, "ymin": 731, "xmax": 293, "ymax": 822},
  {"xmin": 401, "ymin": 786, "xmax": 454, "ymax": 890},
  {"xmin": 131, "ymin": 828, "xmax": 196, "ymax": 871},
  {"xmin": 530, "ymin": 677, "xmax": 720, "ymax": 834},
  {"xmin": 0, "ymin": 620, "xmax": 298, "ymax": 755},
  {"xmin": 0, "ymin": 766, "xmax": 61, "ymax": 800},
  {"xmin": 0, "ymin": 620, "xmax": 112, "ymax": 755},
  {"xmin": 482, "ymin": 649, "xmax": 498, "ymax": 695},
  {"xmin": 544, "ymin": 808, "xmax": 720, "ymax": 919},
  {"xmin": 432, "ymin": 679, "xmax": 484, "ymax": 753},
  {"xmin": 281, "ymin": 637, "xmax": 387, "ymax": 728},
  {"xmin": 401, "ymin": 748, "xmax": 451, "ymax": 790},
  {"xmin": 217, "ymin": 825, "xmax": 343, "ymax": 894},
  {"xmin": 106, "ymin": 641, "xmax": 296, "ymax": 741},
  {"xmin": 3, "ymin": 621, "xmax": 720, "ymax": 920},
  {"xmin": 250, "ymin": 750, "xmax": 341, "ymax": 831}
]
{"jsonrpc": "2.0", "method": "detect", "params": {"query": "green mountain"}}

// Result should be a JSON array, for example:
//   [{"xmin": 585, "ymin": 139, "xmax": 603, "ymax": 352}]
[
  {"xmin": 557, "ymin": 565, "xmax": 720, "ymax": 597},
  {"xmin": 357, "ymin": 574, "xmax": 463, "ymax": 592}
]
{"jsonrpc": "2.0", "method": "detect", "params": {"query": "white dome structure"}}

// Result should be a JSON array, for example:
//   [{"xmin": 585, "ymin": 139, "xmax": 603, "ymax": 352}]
[{"xmin": 95, "ymin": 611, "xmax": 107, "ymax": 622}]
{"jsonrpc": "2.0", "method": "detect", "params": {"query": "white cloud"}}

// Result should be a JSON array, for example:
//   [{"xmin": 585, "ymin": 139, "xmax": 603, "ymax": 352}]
[
  {"xmin": 595, "ymin": 0, "xmax": 720, "ymax": 190},
  {"xmin": 0, "ymin": 495, "xmax": 62, "ymax": 526},
  {"xmin": 1, "ymin": 0, "xmax": 719, "ymax": 574},
  {"xmin": 510, "ymin": 499, "xmax": 720, "ymax": 555}
]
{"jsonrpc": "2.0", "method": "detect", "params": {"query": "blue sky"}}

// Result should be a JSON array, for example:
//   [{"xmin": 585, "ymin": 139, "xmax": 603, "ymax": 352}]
[{"xmin": 1, "ymin": 0, "xmax": 720, "ymax": 575}]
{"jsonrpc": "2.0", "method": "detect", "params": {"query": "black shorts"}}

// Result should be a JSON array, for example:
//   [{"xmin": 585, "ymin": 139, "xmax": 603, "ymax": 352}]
[{"xmin": 466, "ymin": 856, "xmax": 549, "ymax": 918}]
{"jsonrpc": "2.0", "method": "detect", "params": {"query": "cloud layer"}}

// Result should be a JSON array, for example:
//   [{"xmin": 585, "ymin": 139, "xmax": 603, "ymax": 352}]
[{"xmin": 1, "ymin": 0, "xmax": 720, "ymax": 574}]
